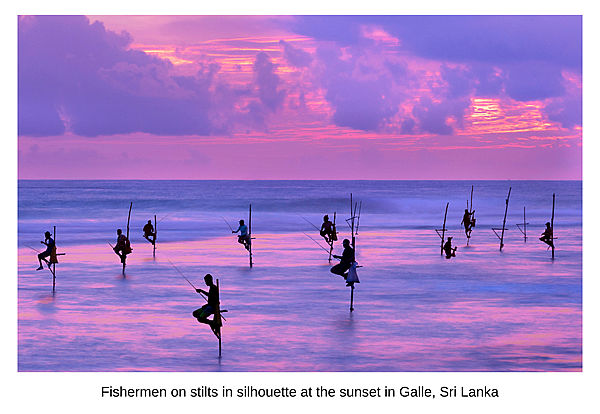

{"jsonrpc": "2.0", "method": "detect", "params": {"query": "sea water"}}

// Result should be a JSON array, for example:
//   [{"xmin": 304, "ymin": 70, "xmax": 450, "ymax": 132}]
[{"xmin": 17, "ymin": 180, "xmax": 582, "ymax": 371}]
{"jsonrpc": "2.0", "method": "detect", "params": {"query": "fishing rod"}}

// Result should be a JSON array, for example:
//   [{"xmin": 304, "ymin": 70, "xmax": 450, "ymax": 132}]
[
  {"xmin": 26, "ymin": 244, "xmax": 66, "ymax": 256},
  {"xmin": 157, "ymin": 213, "xmax": 171, "ymax": 224},
  {"xmin": 300, "ymin": 215, "xmax": 321, "ymax": 232},
  {"xmin": 222, "ymin": 217, "xmax": 234, "ymax": 232},
  {"xmin": 25, "ymin": 244, "xmax": 40, "ymax": 253},
  {"xmin": 355, "ymin": 201, "xmax": 362, "ymax": 235},
  {"xmin": 167, "ymin": 259, "xmax": 201, "ymax": 294},
  {"xmin": 167, "ymin": 259, "xmax": 229, "ymax": 321},
  {"xmin": 303, "ymin": 232, "xmax": 332, "ymax": 255}
]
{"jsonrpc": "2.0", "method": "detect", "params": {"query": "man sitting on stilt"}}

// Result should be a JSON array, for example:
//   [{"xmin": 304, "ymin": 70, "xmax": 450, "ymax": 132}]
[
  {"xmin": 461, "ymin": 209, "xmax": 473, "ymax": 238},
  {"xmin": 36, "ymin": 231, "xmax": 55, "ymax": 270},
  {"xmin": 331, "ymin": 239, "xmax": 355, "ymax": 285},
  {"xmin": 113, "ymin": 229, "xmax": 131, "ymax": 264},
  {"xmin": 192, "ymin": 274, "xmax": 221, "ymax": 338},
  {"xmin": 540, "ymin": 222, "xmax": 554, "ymax": 248},
  {"xmin": 142, "ymin": 220, "xmax": 156, "ymax": 245},
  {"xmin": 443, "ymin": 236, "xmax": 457, "ymax": 259},
  {"xmin": 320, "ymin": 215, "xmax": 335, "ymax": 244},
  {"xmin": 232, "ymin": 220, "xmax": 251, "ymax": 250}
]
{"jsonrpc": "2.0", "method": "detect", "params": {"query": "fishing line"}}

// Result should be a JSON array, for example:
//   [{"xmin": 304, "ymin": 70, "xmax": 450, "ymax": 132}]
[
  {"xmin": 303, "ymin": 232, "xmax": 332, "ymax": 255},
  {"xmin": 222, "ymin": 217, "xmax": 234, "ymax": 232},
  {"xmin": 299, "ymin": 215, "xmax": 321, "ymax": 232}
]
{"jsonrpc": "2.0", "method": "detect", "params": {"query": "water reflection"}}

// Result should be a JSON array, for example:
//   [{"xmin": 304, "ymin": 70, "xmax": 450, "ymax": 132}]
[{"xmin": 18, "ymin": 227, "xmax": 581, "ymax": 371}]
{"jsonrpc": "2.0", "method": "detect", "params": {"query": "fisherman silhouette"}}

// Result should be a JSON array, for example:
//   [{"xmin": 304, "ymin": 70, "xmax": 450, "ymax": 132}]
[
  {"xmin": 539, "ymin": 222, "xmax": 554, "ymax": 248},
  {"xmin": 320, "ymin": 215, "xmax": 335, "ymax": 243},
  {"xmin": 443, "ymin": 237, "xmax": 457, "ymax": 259},
  {"xmin": 233, "ymin": 219, "xmax": 251, "ymax": 250},
  {"xmin": 142, "ymin": 220, "xmax": 155, "ymax": 245},
  {"xmin": 192, "ymin": 274, "xmax": 221, "ymax": 337},
  {"xmin": 331, "ymin": 239, "xmax": 355, "ymax": 280},
  {"xmin": 113, "ymin": 228, "xmax": 131, "ymax": 264},
  {"xmin": 36, "ymin": 231, "xmax": 55, "ymax": 270},
  {"xmin": 461, "ymin": 209, "xmax": 473, "ymax": 238}
]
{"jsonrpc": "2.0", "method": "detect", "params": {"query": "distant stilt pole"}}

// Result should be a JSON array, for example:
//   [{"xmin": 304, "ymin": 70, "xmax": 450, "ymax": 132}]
[
  {"xmin": 441, "ymin": 202, "xmax": 449, "ymax": 255},
  {"xmin": 551, "ymin": 193, "xmax": 555, "ymax": 260},
  {"xmin": 248, "ymin": 204, "xmax": 253, "ymax": 268},
  {"xmin": 500, "ymin": 187, "xmax": 511, "ymax": 251},
  {"xmin": 126, "ymin": 202, "xmax": 132, "ymax": 240},
  {"xmin": 350, "ymin": 193, "xmax": 355, "ymax": 250},
  {"xmin": 349, "ymin": 193, "xmax": 359, "ymax": 312},
  {"xmin": 356, "ymin": 201, "xmax": 362, "ymax": 235},
  {"xmin": 328, "ymin": 212, "xmax": 336, "ymax": 263},
  {"xmin": 124, "ymin": 202, "xmax": 132, "ymax": 275},
  {"xmin": 52, "ymin": 225, "xmax": 56, "ymax": 292},
  {"xmin": 217, "ymin": 279, "xmax": 222, "ymax": 358},
  {"xmin": 470, "ymin": 185, "xmax": 474, "ymax": 213},
  {"xmin": 153, "ymin": 214, "xmax": 157, "ymax": 256},
  {"xmin": 523, "ymin": 206, "xmax": 527, "ymax": 242}
]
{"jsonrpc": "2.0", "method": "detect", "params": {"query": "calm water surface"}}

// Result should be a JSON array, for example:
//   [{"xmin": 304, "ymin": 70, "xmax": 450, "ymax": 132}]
[{"xmin": 18, "ymin": 180, "xmax": 582, "ymax": 371}]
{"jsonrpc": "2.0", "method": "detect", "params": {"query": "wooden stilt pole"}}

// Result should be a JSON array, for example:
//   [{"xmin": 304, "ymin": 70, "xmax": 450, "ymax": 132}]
[
  {"xmin": 153, "ymin": 214, "xmax": 157, "ymax": 256},
  {"xmin": 516, "ymin": 206, "xmax": 529, "ymax": 242},
  {"xmin": 52, "ymin": 225, "xmax": 56, "ymax": 292},
  {"xmin": 356, "ymin": 201, "xmax": 362, "ymax": 235},
  {"xmin": 349, "ymin": 193, "xmax": 358, "ymax": 312},
  {"xmin": 500, "ymin": 187, "xmax": 511, "ymax": 251},
  {"xmin": 216, "ymin": 279, "xmax": 222, "ymax": 358},
  {"xmin": 248, "ymin": 204, "xmax": 253, "ymax": 268},
  {"xmin": 124, "ymin": 202, "xmax": 132, "ymax": 275},
  {"xmin": 350, "ymin": 193, "xmax": 355, "ymax": 250},
  {"xmin": 524, "ymin": 207, "xmax": 527, "ymax": 242},
  {"xmin": 328, "ymin": 212, "xmax": 336, "ymax": 263},
  {"xmin": 441, "ymin": 202, "xmax": 449, "ymax": 255},
  {"xmin": 126, "ymin": 203, "xmax": 132, "ymax": 239},
  {"xmin": 551, "ymin": 193, "xmax": 555, "ymax": 260},
  {"xmin": 470, "ymin": 185, "xmax": 474, "ymax": 212}
]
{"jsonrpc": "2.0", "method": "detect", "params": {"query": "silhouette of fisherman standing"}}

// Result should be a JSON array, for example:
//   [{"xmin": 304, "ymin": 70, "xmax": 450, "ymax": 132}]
[
  {"xmin": 461, "ymin": 209, "xmax": 474, "ymax": 238},
  {"xmin": 113, "ymin": 228, "xmax": 131, "ymax": 264},
  {"xmin": 331, "ymin": 239, "xmax": 355, "ymax": 279},
  {"xmin": 142, "ymin": 220, "xmax": 156, "ymax": 245},
  {"xmin": 443, "ymin": 236, "xmax": 457, "ymax": 259},
  {"xmin": 36, "ymin": 231, "xmax": 56, "ymax": 270},
  {"xmin": 232, "ymin": 219, "xmax": 250, "ymax": 250},
  {"xmin": 192, "ymin": 274, "xmax": 221, "ymax": 337},
  {"xmin": 540, "ymin": 222, "xmax": 554, "ymax": 248},
  {"xmin": 320, "ymin": 215, "xmax": 336, "ymax": 244}
]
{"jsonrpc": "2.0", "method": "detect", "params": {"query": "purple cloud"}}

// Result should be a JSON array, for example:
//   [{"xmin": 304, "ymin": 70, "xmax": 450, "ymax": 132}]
[
  {"xmin": 291, "ymin": 15, "xmax": 582, "ymax": 129},
  {"xmin": 293, "ymin": 16, "xmax": 581, "ymax": 69},
  {"xmin": 19, "ymin": 16, "xmax": 235, "ymax": 137},
  {"xmin": 279, "ymin": 40, "xmax": 313, "ymax": 68},
  {"xmin": 253, "ymin": 52, "xmax": 286, "ymax": 112},
  {"xmin": 412, "ymin": 97, "xmax": 471, "ymax": 135},
  {"xmin": 504, "ymin": 62, "xmax": 565, "ymax": 101}
]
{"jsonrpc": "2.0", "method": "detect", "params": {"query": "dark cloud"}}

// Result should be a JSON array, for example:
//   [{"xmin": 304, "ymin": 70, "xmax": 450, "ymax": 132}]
[
  {"xmin": 504, "ymin": 62, "xmax": 565, "ymax": 101},
  {"xmin": 327, "ymin": 77, "xmax": 396, "ymax": 131},
  {"xmin": 544, "ymin": 91, "xmax": 582, "ymax": 129},
  {"xmin": 279, "ymin": 40, "xmax": 313, "ymax": 68},
  {"xmin": 292, "ymin": 15, "xmax": 582, "ymax": 129},
  {"xmin": 440, "ymin": 65, "xmax": 475, "ymax": 99},
  {"xmin": 18, "ymin": 16, "xmax": 234, "ymax": 137},
  {"xmin": 293, "ymin": 16, "xmax": 581, "ymax": 70},
  {"xmin": 412, "ymin": 97, "xmax": 471, "ymax": 135},
  {"xmin": 471, "ymin": 64, "xmax": 504, "ymax": 97},
  {"xmin": 253, "ymin": 52, "xmax": 286, "ymax": 111},
  {"xmin": 312, "ymin": 44, "xmax": 400, "ymax": 132}
]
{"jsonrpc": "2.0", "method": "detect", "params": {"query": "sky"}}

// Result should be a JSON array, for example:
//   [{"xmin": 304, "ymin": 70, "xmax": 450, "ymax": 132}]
[{"xmin": 17, "ymin": 15, "xmax": 582, "ymax": 179}]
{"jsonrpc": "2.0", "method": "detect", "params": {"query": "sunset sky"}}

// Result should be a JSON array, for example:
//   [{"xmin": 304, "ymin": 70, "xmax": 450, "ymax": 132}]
[{"xmin": 17, "ymin": 15, "xmax": 582, "ymax": 179}]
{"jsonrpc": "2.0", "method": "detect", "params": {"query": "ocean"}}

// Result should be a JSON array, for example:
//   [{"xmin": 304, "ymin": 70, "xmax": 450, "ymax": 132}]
[{"xmin": 17, "ymin": 180, "xmax": 582, "ymax": 371}]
